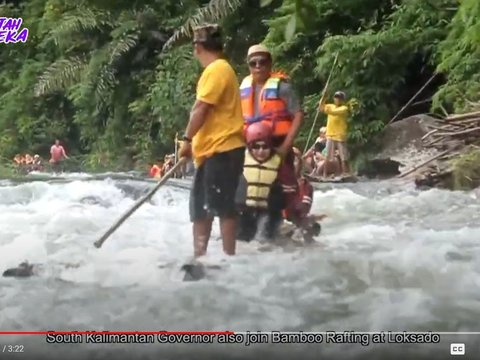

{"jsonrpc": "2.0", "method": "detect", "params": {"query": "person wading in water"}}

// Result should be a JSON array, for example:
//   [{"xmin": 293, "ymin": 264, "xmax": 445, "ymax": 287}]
[
  {"xmin": 49, "ymin": 139, "xmax": 69, "ymax": 173},
  {"xmin": 239, "ymin": 44, "xmax": 304, "ymax": 228},
  {"xmin": 178, "ymin": 24, "xmax": 245, "ymax": 258}
]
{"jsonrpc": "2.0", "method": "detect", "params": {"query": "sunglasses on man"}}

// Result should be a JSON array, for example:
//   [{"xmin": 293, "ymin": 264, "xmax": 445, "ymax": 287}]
[{"xmin": 248, "ymin": 58, "xmax": 269, "ymax": 68}]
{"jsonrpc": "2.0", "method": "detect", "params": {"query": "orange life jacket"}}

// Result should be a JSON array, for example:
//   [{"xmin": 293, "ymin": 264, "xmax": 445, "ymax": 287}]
[{"xmin": 240, "ymin": 72, "xmax": 293, "ymax": 137}]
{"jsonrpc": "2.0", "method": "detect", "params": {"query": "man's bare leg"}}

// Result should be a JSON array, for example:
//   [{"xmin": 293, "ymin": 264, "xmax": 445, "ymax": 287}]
[
  {"xmin": 193, "ymin": 217, "xmax": 213, "ymax": 257},
  {"xmin": 219, "ymin": 216, "xmax": 237, "ymax": 255}
]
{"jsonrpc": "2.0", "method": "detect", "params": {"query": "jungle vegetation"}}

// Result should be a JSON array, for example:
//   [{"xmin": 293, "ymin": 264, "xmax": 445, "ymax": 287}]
[{"xmin": 0, "ymin": 0, "xmax": 478, "ymax": 170}]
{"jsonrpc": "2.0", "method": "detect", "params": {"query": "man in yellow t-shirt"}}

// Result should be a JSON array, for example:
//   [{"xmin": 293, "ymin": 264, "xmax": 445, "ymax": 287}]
[
  {"xmin": 318, "ymin": 91, "xmax": 350, "ymax": 177},
  {"xmin": 178, "ymin": 24, "xmax": 245, "ymax": 258}
]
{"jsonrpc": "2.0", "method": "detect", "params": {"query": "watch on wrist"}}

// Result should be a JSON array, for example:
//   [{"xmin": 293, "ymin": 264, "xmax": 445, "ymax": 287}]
[{"xmin": 182, "ymin": 135, "xmax": 192, "ymax": 143}]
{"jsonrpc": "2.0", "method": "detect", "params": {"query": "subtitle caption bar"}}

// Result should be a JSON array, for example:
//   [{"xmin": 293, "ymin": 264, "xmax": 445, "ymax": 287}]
[{"xmin": 0, "ymin": 331, "xmax": 473, "ymax": 347}]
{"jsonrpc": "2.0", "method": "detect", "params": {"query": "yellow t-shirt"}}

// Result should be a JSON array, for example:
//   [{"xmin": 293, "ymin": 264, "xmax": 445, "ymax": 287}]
[
  {"xmin": 324, "ymin": 104, "xmax": 349, "ymax": 142},
  {"xmin": 192, "ymin": 58, "xmax": 245, "ymax": 167}
]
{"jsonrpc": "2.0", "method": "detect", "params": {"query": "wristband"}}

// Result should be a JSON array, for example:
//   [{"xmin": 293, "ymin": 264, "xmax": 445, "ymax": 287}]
[{"xmin": 182, "ymin": 135, "xmax": 192, "ymax": 143}]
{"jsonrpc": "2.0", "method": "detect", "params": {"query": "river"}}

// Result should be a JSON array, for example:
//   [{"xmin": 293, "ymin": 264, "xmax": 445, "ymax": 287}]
[{"xmin": 1, "ymin": 173, "xmax": 479, "ymax": 359}]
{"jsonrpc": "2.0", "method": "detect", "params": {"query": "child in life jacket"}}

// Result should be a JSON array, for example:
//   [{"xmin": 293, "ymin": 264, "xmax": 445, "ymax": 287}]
[{"xmin": 236, "ymin": 122, "xmax": 285, "ymax": 242}]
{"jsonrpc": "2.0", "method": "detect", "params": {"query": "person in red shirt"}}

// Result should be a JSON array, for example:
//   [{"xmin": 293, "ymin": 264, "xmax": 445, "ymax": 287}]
[
  {"xmin": 149, "ymin": 163, "xmax": 162, "ymax": 178},
  {"xmin": 49, "ymin": 139, "xmax": 69, "ymax": 172}
]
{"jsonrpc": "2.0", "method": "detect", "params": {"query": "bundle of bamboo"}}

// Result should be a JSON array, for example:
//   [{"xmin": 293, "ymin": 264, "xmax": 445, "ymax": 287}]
[
  {"xmin": 421, "ymin": 110, "xmax": 480, "ymax": 149},
  {"xmin": 397, "ymin": 110, "xmax": 480, "ymax": 179}
]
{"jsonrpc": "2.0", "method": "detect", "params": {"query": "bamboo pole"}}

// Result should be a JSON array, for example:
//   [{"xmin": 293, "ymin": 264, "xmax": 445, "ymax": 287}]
[
  {"xmin": 396, "ymin": 150, "xmax": 450, "ymax": 178},
  {"xmin": 93, "ymin": 158, "xmax": 187, "ymax": 248},
  {"xmin": 446, "ymin": 111, "xmax": 480, "ymax": 122},
  {"xmin": 303, "ymin": 53, "xmax": 339, "ymax": 154},
  {"xmin": 387, "ymin": 73, "xmax": 438, "ymax": 125}
]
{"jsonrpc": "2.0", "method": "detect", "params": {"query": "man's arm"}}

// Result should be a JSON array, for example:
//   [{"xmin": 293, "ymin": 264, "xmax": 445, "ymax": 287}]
[
  {"xmin": 318, "ymin": 97, "xmax": 327, "ymax": 112},
  {"xmin": 61, "ymin": 146, "xmax": 69, "ymax": 158},
  {"xmin": 184, "ymin": 100, "xmax": 212, "ymax": 140},
  {"xmin": 279, "ymin": 82, "xmax": 303, "ymax": 150},
  {"xmin": 324, "ymin": 105, "xmax": 348, "ymax": 116},
  {"xmin": 283, "ymin": 110, "xmax": 303, "ymax": 150}
]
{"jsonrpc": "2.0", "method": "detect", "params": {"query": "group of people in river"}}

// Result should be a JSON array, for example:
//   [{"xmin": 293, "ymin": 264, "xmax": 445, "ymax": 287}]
[
  {"xmin": 12, "ymin": 139, "xmax": 69, "ymax": 173},
  {"xmin": 149, "ymin": 151, "xmax": 192, "ymax": 179},
  {"xmin": 13, "ymin": 153, "xmax": 44, "ymax": 172},
  {"xmin": 175, "ymin": 24, "xmax": 352, "ymax": 259},
  {"xmin": 302, "ymin": 120, "xmax": 346, "ymax": 178}
]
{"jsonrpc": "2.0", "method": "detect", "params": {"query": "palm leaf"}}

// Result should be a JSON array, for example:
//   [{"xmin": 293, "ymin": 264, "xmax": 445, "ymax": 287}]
[
  {"xmin": 47, "ymin": 8, "xmax": 113, "ymax": 46},
  {"xmin": 34, "ymin": 56, "xmax": 88, "ymax": 96},
  {"xmin": 109, "ymin": 33, "xmax": 140, "ymax": 65},
  {"xmin": 163, "ymin": 0, "xmax": 244, "ymax": 51},
  {"xmin": 95, "ymin": 66, "xmax": 116, "ymax": 112}
]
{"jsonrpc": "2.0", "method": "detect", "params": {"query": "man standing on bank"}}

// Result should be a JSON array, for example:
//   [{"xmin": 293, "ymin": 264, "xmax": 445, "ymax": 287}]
[
  {"xmin": 240, "ymin": 44, "xmax": 304, "ymax": 216},
  {"xmin": 178, "ymin": 24, "xmax": 246, "ymax": 258}
]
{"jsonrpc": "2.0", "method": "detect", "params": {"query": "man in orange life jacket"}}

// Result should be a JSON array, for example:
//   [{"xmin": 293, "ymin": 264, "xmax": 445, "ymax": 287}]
[{"xmin": 240, "ymin": 44, "xmax": 304, "ymax": 218}]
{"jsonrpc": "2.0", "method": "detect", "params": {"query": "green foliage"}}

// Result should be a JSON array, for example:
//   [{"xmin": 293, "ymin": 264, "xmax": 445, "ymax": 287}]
[
  {"xmin": 264, "ymin": 0, "xmax": 457, "ymax": 154},
  {"xmin": 433, "ymin": 0, "xmax": 480, "ymax": 112},
  {"xmin": 0, "ymin": 0, "xmax": 478, "ymax": 172},
  {"xmin": 451, "ymin": 147, "xmax": 480, "ymax": 190}
]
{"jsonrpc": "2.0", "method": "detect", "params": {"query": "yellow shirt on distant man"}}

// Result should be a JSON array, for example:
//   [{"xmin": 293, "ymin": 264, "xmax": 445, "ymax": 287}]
[
  {"xmin": 325, "ymin": 104, "xmax": 349, "ymax": 142},
  {"xmin": 192, "ymin": 58, "xmax": 245, "ymax": 167}
]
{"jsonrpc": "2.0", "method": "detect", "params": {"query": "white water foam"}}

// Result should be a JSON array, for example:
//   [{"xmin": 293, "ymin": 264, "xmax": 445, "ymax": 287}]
[{"xmin": 0, "ymin": 178, "xmax": 479, "ymax": 344}]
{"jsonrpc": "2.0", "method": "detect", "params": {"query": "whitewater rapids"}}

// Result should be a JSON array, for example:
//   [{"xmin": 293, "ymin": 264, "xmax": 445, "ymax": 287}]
[{"xmin": 1, "ymin": 174, "xmax": 479, "ymax": 359}]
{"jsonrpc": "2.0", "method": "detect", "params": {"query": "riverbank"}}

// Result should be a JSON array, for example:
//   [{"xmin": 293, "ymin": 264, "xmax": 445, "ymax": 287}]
[
  {"xmin": 357, "ymin": 112, "xmax": 480, "ymax": 191},
  {"xmin": 0, "ymin": 155, "xmax": 146, "ymax": 180}
]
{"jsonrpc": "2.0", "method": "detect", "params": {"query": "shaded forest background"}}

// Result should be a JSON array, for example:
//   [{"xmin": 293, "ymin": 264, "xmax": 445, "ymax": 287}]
[{"xmin": 0, "ymin": 0, "xmax": 479, "ymax": 171}]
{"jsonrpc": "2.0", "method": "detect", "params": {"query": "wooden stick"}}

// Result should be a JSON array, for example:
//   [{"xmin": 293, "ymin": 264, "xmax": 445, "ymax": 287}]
[
  {"xmin": 446, "ymin": 111, "xmax": 480, "ymax": 121},
  {"xmin": 423, "ymin": 136, "xmax": 446, "ymax": 147},
  {"xmin": 303, "ymin": 111, "xmax": 320, "ymax": 154},
  {"xmin": 421, "ymin": 129, "xmax": 438, "ymax": 140},
  {"xmin": 434, "ymin": 126, "xmax": 480, "ymax": 137},
  {"xmin": 303, "ymin": 53, "xmax": 339, "ymax": 154},
  {"xmin": 93, "ymin": 157, "xmax": 187, "ymax": 248},
  {"xmin": 425, "ymin": 124, "xmax": 457, "ymax": 132},
  {"xmin": 439, "ymin": 105, "xmax": 450, "ymax": 118},
  {"xmin": 435, "ymin": 119, "xmax": 470, "ymax": 128},
  {"xmin": 396, "ymin": 150, "xmax": 450, "ymax": 178},
  {"xmin": 447, "ymin": 117, "xmax": 480, "ymax": 125},
  {"xmin": 174, "ymin": 132, "xmax": 178, "ymax": 164},
  {"xmin": 387, "ymin": 73, "xmax": 438, "ymax": 125}
]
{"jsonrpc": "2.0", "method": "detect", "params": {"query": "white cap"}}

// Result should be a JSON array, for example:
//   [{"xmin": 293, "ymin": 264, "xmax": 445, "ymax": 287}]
[{"xmin": 247, "ymin": 44, "xmax": 271, "ymax": 59}]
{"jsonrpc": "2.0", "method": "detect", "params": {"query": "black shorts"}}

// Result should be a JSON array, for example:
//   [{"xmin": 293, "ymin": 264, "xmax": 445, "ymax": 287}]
[
  {"xmin": 51, "ymin": 161, "xmax": 63, "ymax": 173},
  {"xmin": 189, "ymin": 147, "xmax": 245, "ymax": 221}
]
